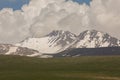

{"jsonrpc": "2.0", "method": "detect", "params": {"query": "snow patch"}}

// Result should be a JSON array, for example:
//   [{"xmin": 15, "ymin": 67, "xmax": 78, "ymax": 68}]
[
  {"xmin": 5, "ymin": 47, "xmax": 18, "ymax": 55},
  {"xmin": 27, "ymin": 52, "xmax": 40, "ymax": 57}
]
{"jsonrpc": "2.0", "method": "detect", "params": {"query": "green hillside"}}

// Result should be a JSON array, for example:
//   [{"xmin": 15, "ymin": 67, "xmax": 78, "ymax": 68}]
[{"xmin": 0, "ymin": 55, "xmax": 120, "ymax": 80}]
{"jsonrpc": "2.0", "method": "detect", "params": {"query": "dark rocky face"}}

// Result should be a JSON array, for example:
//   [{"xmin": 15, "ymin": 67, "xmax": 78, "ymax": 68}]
[
  {"xmin": 46, "ymin": 30, "xmax": 77, "ymax": 47},
  {"xmin": 15, "ymin": 47, "xmax": 39, "ymax": 56}
]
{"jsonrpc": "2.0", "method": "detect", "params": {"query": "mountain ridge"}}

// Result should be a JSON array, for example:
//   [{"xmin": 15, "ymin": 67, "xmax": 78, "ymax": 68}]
[
  {"xmin": 0, "ymin": 44, "xmax": 40, "ymax": 57},
  {"xmin": 0, "ymin": 29, "xmax": 120, "ymax": 58},
  {"xmin": 72, "ymin": 30, "xmax": 120, "ymax": 48}
]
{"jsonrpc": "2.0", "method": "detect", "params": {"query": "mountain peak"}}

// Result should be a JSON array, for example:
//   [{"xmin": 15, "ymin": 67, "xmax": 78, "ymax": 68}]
[
  {"xmin": 46, "ymin": 30, "xmax": 76, "ymax": 37},
  {"xmin": 74, "ymin": 29, "xmax": 120, "ymax": 48},
  {"xmin": 15, "ymin": 29, "xmax": 120, "ymax": 56},
  {"xmin": 16, "ymin": 30, "xmax": 77, "ymax": 54},
  {"xmin": 79, "ymin": 29, "xmax": 103, "ymax": 36}
]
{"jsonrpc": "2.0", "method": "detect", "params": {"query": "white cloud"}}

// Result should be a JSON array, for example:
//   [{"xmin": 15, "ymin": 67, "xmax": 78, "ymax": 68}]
[
  {"xmin": 0, "ymin": 0, "xmax": 120, "ymax": 43},
  {"xmin": 89, "ymin": 0, "xmax": 120, "ymax": 38},
  {"xmin": 0, "ymin": 8, "xmax": 30, "ymax": 43},
  {"xmin": 29, "ymin": 0, "xmax": 90, "ymax": 37}
]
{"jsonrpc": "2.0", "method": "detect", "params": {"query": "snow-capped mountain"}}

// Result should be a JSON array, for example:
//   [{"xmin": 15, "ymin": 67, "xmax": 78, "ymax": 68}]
[
  {"xmin": 73, "ymin": 30, "xmax": 120, "ymax": 48},
  {"xmin": 0, "ymin": 29, "xmax": 120, "ymax": 58},
  {"xmin": 16, "ymin": 30, "xmax": 120, "ymax": 54},
  {"xmin": 16, "ymin": 30, "xmax": 77, "ymax": 54},
  {"xmin": 0, "ymin": 44, "xmax": 40, "ymax": 57}
]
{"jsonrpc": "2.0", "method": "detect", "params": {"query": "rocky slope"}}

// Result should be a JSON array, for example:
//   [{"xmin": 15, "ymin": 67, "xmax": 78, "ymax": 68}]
[
  {"xmin": 16, "ymin": 30, "xmax": 77, "ymax": 54},
  {"xmin": 72, "ymin": 30, "xmax": 120, "ymax": 48},
  {"xmin": 1, "ymin": 29, "xmax": 120, "ymax": 58},
  {"xmin": 0, "ymin": 44, "xmax": 40, "ymax": 57}
]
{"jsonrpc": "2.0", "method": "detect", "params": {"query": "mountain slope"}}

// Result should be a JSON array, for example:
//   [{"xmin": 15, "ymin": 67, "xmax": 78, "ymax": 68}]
[
  {"xmin": 53, "ymin": 47, "xmax": 120, "ymax": 57},
  {"xmin": 1, "ymin": 29, "xmax": 120, "ymax": 58},
  {"xmin": 0, "ymin": 44, "xmax": 40, "ymax": 57},
  {"xmin": 15, "ymin": 29, "xmax": 120, "ymax": 57},
  {"xmin": 73, "ymin": 30, "xmax": 120, "ymax": 48},
  {"xmin": 16, "ymin": 30, "xmax": 77, "ymax": 54}
]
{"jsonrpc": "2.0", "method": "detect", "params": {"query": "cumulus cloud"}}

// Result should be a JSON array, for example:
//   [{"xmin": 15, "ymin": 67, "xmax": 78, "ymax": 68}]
[
  {"xmin": 0, "ymin": 8, "xmax": 30, "ymax": 43},
  {"xmin": 89, "ymin": 0, "xmax": 120, "ymax": 38},
  {"xmin": 0, "ymin": 0, "xmax": 120, "ymax": 43},
  {"xmin": 29, "ymin": 0, "xmax": 90, "ymax": 37}
]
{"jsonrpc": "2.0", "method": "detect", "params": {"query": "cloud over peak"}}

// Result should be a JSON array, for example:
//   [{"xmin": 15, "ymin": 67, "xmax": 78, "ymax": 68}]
[{"xmin": 0, "ymin": 0, "xmax": 120, "ymax": 43}]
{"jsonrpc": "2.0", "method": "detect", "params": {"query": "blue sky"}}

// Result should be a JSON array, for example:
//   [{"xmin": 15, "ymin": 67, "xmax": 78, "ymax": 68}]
[
  {"xmin": 0, "ymin": 0, "xmax": 91, "ymax": 10},
  {"xmin": 0, "ymin": 0, "xmax": 30, "ymax": 10},
  {"xmin": 73, "ymin": 0, "xmax": 91, "ymax": 5}
]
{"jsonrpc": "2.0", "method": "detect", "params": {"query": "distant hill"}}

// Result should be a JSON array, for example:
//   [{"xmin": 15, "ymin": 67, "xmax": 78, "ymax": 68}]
[{"xmin": 52, "ymin": 47, "xmax": 120, "ymax": 57}]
